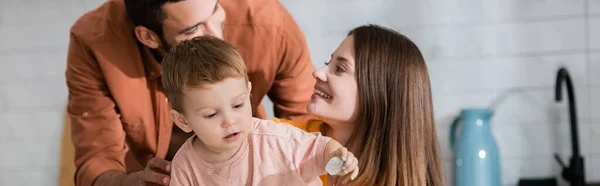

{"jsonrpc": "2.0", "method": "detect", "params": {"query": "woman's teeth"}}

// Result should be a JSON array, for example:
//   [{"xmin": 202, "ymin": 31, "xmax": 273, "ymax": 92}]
[{"xmin": 314, "ymin": 89, "xmax": 332, "ymax": 99}]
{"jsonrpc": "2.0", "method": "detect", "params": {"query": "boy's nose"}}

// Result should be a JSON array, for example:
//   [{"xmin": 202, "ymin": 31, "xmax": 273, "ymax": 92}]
[{"xmin": 221, "ymin": 114, "xmax": 236, "ymax": 128}]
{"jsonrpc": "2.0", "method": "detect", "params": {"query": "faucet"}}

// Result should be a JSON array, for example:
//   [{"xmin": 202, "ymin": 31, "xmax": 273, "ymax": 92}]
[{"xmin": 553, "ymin": 67, "xmax": 586, "ymax": 186}]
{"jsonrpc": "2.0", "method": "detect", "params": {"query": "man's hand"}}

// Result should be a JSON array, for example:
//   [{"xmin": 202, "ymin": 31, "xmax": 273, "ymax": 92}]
[
  {"xmin": 94, "ymin": 157, "xmax": 172, "ymax": 186},
  {"xmin": 138, "ymin": 157, "xmax": 172, "ymax": 185}
]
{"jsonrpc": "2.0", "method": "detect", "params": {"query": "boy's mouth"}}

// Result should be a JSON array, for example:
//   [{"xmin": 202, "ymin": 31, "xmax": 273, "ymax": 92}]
[{"xmin": 224, "ymin": 132, "xmax": 241, "ymax": 140}]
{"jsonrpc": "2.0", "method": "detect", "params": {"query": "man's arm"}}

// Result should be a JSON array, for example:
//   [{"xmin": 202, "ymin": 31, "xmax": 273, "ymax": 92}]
[
  {"xmin": 66, "ymin": 32, "xmax": 129, "ymax": 186},
  {"xmin": 67, "ymin": 30, "xmax": 172, "ymax": 186},
  {"xmin": 266, "ymin": 2, "xmax": 316, "ymax": 122},
  {"xmin": 66, "ymin": 31, "xmax": 128, "ymax": 185}
]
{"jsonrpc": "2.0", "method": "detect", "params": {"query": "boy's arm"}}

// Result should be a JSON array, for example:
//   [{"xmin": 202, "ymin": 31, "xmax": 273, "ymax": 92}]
[
  {"xmin": 322, "ymin": 140, "xmax": 344, "ymax": 169},
  {"xmin": 287, "ymin": 129, "xmax": 331, "ymax": 180},
  {"xmin": 169, "ymin": 156, "xmax": 192, "ymax": 186},
  {"xmin": 272, "ymin": 119, "xmax": 359, "ymax": 180},
  {"xmin": 169, "ymin": 166, "xmax": 191, "ymax": 186}
]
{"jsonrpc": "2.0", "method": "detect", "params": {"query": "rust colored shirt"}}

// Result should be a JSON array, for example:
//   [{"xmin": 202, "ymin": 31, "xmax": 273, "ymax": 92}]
[{"xmin": 65, "ymin": 0, "xmax": 315, "ymax": 185}]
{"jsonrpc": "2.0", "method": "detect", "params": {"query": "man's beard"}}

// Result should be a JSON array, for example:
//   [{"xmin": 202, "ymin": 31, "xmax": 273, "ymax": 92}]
[
  {"xmin": 159, "ymin": 34, "xmax": 172, "ymax": 52},
  {"xmin": 150, "ymin": 34, "xmax": 172, "ymax": 63}
]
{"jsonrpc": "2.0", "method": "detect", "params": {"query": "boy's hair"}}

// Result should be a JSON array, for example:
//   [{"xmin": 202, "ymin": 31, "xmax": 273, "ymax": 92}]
[{"xmin": 161, "ymin": 36, "xmax": 248, "ymax": 112}]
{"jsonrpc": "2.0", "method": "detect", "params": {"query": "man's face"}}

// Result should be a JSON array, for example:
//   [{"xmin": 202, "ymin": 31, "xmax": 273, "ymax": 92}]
[{"xmin": 160, "ymin": 0, "xmax": 226, "ymax": 50}]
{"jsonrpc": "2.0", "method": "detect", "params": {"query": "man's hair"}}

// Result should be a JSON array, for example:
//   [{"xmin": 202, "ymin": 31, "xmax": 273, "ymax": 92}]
[
  {"xmin": 124, "ymin": 0, "xmax": 184, "ymax": 36},
  {"xmin": 162, "ymin": 36, "xmax": 248, "ymax": 112}
]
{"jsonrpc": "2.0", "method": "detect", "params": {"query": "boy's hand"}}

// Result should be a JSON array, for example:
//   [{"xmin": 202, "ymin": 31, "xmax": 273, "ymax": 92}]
[{"xmin": 331, "ymin": 147, "xmax": 359, "ymax": 180}]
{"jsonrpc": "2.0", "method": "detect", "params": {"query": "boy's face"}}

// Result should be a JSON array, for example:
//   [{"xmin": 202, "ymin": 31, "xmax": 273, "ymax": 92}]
[{"xmin": 171, "ymin": 78, "xmax": 253, "ymax": 153}]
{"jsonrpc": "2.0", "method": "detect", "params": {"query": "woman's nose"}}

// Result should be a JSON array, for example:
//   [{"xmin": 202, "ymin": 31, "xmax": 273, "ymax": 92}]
[{"xmin": 313, "ymin": 67, "xmax": 327, "ymax": 82}]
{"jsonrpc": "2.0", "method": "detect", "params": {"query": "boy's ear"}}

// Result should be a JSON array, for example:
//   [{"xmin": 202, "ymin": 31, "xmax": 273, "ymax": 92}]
[{"xmin": 170, "ymin": 109, "xmax": 193, "ymax": 133}]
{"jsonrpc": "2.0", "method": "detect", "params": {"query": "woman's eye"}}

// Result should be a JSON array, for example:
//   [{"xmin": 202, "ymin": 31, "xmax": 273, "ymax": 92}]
[{"xmin": 335, "ymin": 66, "xmax": 345, "ymax": 73}]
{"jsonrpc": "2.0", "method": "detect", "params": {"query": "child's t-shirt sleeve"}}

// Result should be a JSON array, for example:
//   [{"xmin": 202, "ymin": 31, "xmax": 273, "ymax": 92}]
[
  {"xmin": 169, "ymin": 141, "xmax": 195, "ymax": 186},
  {"xmin": 263, "ymin": 118, "xmax": 331, "ymax": 179},
  {"xmin": 257, "ymin": 118, "xmax": 332, "ymax": 182},
  {"xmin": 284, "ymin": 124, "xmax": 332, "ymax": 180},
  {"xmin": 170, "ymin": 159, "xmax": 192, "ymax": 186}
]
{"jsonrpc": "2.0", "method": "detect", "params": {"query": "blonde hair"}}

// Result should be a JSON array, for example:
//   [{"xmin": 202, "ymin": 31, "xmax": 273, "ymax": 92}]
[{"xmin": 161, "ymin": 36, "xmax": 248, "ymax": 112}]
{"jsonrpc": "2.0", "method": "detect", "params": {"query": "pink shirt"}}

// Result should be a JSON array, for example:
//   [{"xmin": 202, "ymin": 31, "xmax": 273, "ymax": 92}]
[{"xmin": 169, "ymin": 118, "xmax": 332, "ymax": 186}]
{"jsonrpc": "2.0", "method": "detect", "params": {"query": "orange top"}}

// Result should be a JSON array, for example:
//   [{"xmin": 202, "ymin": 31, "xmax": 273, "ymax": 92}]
[
  {"xmin": 270, "ymin": 118, "xmax": 329, "ymax": 186},
  {"xmin": 65, "ymin": 0, "xmax": 315, "ymax": 185}
]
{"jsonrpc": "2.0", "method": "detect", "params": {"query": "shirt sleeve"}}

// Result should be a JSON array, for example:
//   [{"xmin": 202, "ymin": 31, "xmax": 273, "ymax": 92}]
[
  {"xmin": 266, "ymin": 1, "xmax": 316, "ymax": 122},
  {"xmin": 169, "ymin": 155, "xmax": 193, "ymax": 186},
  {"xmin": 287, "ymin": 125, "xmax": 332, "ymax": 181},
  {"xmin": 66, "ymin": 31, "xmax": 127, "ymax": 186}
]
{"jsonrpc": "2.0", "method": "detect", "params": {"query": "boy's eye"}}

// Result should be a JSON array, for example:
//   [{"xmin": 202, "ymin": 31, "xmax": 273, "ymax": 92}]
[
  {"xmin": 233, "ymin": 103, "xmax": 244, "ymax": 109},
  {"xmin": 205, "ymin": 112, "xmax": 217, "ymax": 118}
]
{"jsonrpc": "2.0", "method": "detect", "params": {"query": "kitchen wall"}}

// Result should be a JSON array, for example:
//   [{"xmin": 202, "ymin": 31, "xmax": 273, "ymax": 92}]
[
  {"xmin": 279, "ymin": 0, "xmax": 600, "ymax": 185},
  {"xmin": 0, "ymin": 0, "xmax": 597, "ymax": 185},
  {"xmin": 0, "ymin": 0, "xmax": 105, "ymax": 184}
]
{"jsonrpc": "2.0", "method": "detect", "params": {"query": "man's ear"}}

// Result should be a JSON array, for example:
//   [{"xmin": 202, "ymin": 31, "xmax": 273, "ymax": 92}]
[
  {"xmin": 133, "ymin": 25, "xmax": 161, "ymax": 49},
  {"xmin": 170, "ymin": 109, "xmax": 193, "ymax": 133}
]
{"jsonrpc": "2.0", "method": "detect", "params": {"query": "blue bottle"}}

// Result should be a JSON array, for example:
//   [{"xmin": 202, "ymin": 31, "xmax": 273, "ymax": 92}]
[{"xmin": 450, "ymin": 108, "xmax": 501, "ymax": 186}]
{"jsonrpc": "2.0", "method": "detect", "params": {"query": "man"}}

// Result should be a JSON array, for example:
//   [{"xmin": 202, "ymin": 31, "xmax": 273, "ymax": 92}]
[{"xmin": 65, "ymin": 0, "xmax": 315, "ymax": 185}]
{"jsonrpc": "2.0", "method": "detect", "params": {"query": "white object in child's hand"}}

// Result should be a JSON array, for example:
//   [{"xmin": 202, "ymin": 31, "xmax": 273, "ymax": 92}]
[{"xmin": 325, "ymin": 156, "xmax": 344, "ymax": 175}]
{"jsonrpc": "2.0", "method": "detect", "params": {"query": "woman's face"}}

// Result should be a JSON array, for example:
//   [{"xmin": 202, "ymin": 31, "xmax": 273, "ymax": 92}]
[{"xmin": 307, "ymin": 35, "xmax": 359, "ymax": 125}]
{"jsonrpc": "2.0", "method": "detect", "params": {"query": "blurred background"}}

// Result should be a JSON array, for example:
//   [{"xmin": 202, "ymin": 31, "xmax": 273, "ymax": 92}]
[{"xmin": 0, "ymin": 0, "xmax": 598, "ymax": 185}]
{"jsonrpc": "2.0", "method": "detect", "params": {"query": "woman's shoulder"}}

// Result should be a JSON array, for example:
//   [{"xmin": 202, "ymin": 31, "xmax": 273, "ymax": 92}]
[
  {"xmin": 249, "ymin": 118, "xmax": 326, "ymax": 143},
  {"xmin": 268, "ymin": 117, "xmax": 325, "ymax": 133}
]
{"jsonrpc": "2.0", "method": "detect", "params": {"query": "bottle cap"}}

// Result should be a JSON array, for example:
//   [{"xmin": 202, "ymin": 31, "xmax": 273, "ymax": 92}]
[{"xmin": 325, "ymin": 156, "xmax": 344, "ymax": 175}]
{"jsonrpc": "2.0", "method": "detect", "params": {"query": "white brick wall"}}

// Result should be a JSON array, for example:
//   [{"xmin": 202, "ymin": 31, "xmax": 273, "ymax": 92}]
[
  {"xmin": 0, "ymin": 0, "xmax": 598, "ymax": 185},
  {"xmin": 279, "ymin": 0, "xmax": 600, "ymax": 186}
]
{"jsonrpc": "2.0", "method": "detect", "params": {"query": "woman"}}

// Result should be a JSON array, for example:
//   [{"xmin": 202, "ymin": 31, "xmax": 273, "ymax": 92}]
[{"xmin": 274, "ymin": 24, "xmax": 444, "ymax": 186}]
